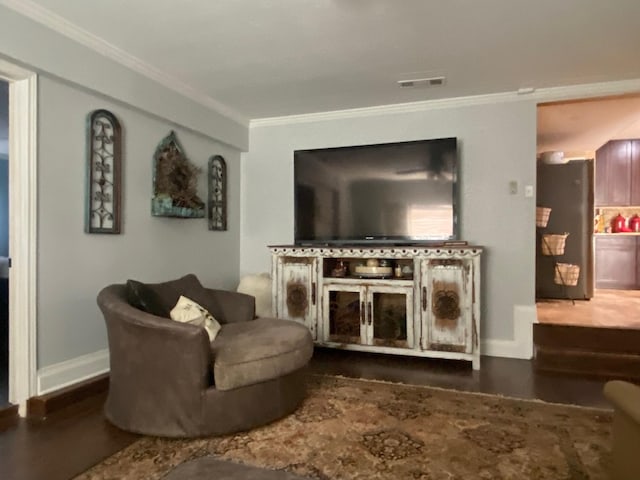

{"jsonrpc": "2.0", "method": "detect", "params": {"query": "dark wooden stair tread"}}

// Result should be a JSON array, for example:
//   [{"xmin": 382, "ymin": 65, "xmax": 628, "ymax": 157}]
[
  {"xmin": 534, "ymin": 323, "xmax": 640, "ymax": 381},
  {"xmin": 534, "ymin": 323, "xmax": 640, "ymax": 354}
]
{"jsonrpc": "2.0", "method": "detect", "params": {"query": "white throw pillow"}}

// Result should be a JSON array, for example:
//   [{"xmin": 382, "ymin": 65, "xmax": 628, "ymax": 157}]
[
  {"xmin": 170, "ymin": 295, "xmax": 221, "ymax": 342},
  {"xmin": 237, "ymin": 272, "xmax": 272, "ymax": 318}
]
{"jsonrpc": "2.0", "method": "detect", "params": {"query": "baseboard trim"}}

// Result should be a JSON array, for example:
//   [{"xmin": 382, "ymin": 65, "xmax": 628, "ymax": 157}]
[
  {"xmin": 27, "ymin": 373, "xmax": 109, "ymax": 418},
  {"xmin": 37, "ymin": 349, "xmax": 110, "ymax": 395},
  {"xmin": 481, "ymin": 305, "xmax": 535, "ymax": 359}
]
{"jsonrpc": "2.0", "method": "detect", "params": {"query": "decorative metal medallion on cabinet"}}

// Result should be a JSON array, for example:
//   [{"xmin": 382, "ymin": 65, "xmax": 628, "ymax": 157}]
[
  {"xmin": 152, "ymin": 131, "xmax": 205, "ymax": 218},
  {"xmin": 86, "ymin": 109, "xmax": 122, "ymax": 234},
  {"xmin": 208, "ymin": 155, "xmax": 227, "ymax": 230}
]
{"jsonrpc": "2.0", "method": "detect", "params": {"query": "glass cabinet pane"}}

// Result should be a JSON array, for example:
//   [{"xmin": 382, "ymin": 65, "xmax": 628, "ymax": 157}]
[
  {"xmin": 327, "ymin": 290, "xmax": 362, "ymax": 344},
  {"xmin": 371, "ymin": 292, "xmax": 408, "ymax": 348}
]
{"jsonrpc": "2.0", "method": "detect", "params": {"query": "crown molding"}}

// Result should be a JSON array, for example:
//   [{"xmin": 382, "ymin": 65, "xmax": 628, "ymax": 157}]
[
  {"xmin": 250, "ymin": 91, "xmax": 524, "ymax": 127},
  {"xmin": 0, "ymin": 0, "xmax": 249, "ymax": 127},
  {"xmin": 531, "ymin": 77, "xmax": 640, "ymax": 103},
  {"xmin": 250, "ymin": 77, "xmax": 640, "ymax": 128}
]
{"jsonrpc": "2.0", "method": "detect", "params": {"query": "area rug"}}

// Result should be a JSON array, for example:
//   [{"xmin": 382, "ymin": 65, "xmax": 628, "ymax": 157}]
[{"xmin": 74, "ymin": 375, "xmax": 612, "ymax": 480}]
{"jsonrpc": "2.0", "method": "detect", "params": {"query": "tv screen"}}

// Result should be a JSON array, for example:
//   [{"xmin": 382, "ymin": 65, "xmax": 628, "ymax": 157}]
[{"xmin": 294, "ymin": 137, "xmax": 458, "ymax": 245}]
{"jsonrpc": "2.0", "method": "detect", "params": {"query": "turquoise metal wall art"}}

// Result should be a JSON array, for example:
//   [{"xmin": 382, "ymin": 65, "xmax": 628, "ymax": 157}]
[
  {"xmin": 152, "ymin": 131, "xmax": 205, "ymax": 218},
  {"xmin": 86, "ymin": 109, "xmax": 122, "ymax": 233}
]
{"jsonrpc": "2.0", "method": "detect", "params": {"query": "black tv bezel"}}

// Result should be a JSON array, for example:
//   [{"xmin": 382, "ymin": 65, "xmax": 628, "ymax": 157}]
[{"xmin": 293, "ymin": 137, "xmax": 459, "ymax": 246}]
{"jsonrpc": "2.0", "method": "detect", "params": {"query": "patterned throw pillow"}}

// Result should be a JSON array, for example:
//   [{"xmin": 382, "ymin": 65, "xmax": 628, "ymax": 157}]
[{"xmin": 170, "ymin": 295, "xmax": 222, "ymax": 342}]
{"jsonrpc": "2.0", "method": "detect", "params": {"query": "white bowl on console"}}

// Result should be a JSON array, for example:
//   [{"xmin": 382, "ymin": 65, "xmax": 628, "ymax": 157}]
[{"xmin": 354, "ymin": 265, "xmax": 393, "ymax": 277}]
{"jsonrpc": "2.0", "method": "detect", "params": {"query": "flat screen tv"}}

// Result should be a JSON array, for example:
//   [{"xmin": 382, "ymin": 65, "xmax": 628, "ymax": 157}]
[{"xmin": 294, "ymin": 137, "xmax": 458, "ymax": 245}]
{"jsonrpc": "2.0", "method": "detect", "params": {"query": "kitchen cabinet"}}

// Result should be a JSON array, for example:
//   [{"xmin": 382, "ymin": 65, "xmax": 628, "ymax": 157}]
[
  {"xmin": 595, "ymin": 139, "xmax": 640, "ymax": 206},
  {"xmin": 595, "ymin": 236, "xmax": 638, "ymax": 289},
  {"xmin": 631, "ymin": 141, "xmax": 640, "ymax": 205}
]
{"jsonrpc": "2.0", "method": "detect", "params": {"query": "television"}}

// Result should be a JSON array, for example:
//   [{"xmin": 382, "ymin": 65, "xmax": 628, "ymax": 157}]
[{"xmin": 294, "ymin": 137, "xmax": 458, "ymax": 245}]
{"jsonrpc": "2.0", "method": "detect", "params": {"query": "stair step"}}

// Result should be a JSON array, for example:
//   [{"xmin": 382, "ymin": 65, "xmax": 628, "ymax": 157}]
[
  {"xmin": 535, "ymin": 346, "xmax": 640, "ymax": 381},
  {"xmin": 0, "ymin": 403, "xmax": 19, "ymax": 430},
  {"xmin": 534, "ymin": 323, "xmax": 640, "ymax": 355}
]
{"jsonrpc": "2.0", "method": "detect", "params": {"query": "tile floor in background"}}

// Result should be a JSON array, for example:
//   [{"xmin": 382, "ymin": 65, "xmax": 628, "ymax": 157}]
[{"xmin": 536, "ymin": 288, "xmax": 640, "ymax": 329}]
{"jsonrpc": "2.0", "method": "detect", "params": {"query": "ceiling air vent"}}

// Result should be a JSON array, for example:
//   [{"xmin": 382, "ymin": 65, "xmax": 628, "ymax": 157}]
[{"xmin": 397, "ymin": 76, "xmax": 446, "ymax": 88}]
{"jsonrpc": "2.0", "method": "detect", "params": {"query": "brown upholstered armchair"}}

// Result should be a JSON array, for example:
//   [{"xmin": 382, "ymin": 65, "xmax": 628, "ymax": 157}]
[
  {"xmin": 604, "ymin": 380, "xmax": 640, "ymax": 480},
  {"xmin": 97, "ymin": 274, "xmax": 313, "ymax": 438}
]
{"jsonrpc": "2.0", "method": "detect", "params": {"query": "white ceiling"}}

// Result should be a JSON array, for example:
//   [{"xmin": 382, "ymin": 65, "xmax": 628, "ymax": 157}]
[
  {"xmin": 3, "ymin": 1, "xmax": 640, "ymax": 157},
  {"xmin": 21, "ymin": 0, "xmax": 640, "ymax": 120},
  {"xmin": 537, "ymin": 95, "xmax": 640, "ymax": 158},
  {"xmin": 537, "ymin": 95, "xmax": 640, "ymax": 157}
]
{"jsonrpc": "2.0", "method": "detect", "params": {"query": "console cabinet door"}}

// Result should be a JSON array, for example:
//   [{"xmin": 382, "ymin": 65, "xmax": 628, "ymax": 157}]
[
  {"xmin": 420, "ymin": 259, "xmax": 473, "ymax": 353},
  {"xmin": 275, "ymin": 256, "xmax": 318, "ymax": 339},
  {"xmin": 366, "ymin": 285, "xmax": 414, "ymax": 349},
  {"xmin": 323, "ymin": 284, "xmax": 366, "ymax": 345}
]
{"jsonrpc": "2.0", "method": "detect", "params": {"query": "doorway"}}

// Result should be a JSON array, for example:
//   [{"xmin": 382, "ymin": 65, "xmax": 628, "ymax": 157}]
[
  {"xmin": 0, "ymin": 80, "xmax": 9, "ymax": 407},
  {"xmin": 536, "ymin": 94, "xmax": 640, "ymax": 330},
  {"xmin": 0, "ymin": 58, "xmax": 37, "ymax": 414},
  {"xmin": 0, "ymin": 80, "xmax": 8, "ymax": 406}
]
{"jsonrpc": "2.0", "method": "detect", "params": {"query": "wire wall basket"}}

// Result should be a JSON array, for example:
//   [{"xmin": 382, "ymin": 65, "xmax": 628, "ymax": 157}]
[
  {"xmin": 541, "ymin": 233, "xmax": 569, "ymax": 255},
  {"xmin": 536, "ymin": 207, "xmax": 552, "ymax": 228},
  {"xmin": 554, "ymin": 263, "xmax": 580, "ymax": 286}
]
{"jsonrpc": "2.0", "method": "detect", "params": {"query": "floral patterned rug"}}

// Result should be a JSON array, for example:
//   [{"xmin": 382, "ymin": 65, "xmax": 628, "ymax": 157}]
[{"xmin": 75, "ymin": 375, "xmax": 612, "ymax": 480}]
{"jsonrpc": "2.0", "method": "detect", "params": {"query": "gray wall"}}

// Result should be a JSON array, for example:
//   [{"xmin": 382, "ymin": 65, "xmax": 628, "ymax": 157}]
[
  {"xmin": 241, "ymin": 100, "xmax": 537, "ymax": 342},
  {"xmin": 37, "ymin": 77, "xmax": 241, "ymax": 368}
]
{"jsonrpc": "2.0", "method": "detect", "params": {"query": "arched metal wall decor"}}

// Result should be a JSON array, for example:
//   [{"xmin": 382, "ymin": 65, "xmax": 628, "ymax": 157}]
[
  {"xmin": 86, "ymin": 109, "xmax": 122, "ymax": 234},
  {"xmin": 152, "ymin": 131, "xmax": 205, "ymax": 218},
  {"xmin": 208, "ymin": 155, "xmax": 227, "ymax": 231}
]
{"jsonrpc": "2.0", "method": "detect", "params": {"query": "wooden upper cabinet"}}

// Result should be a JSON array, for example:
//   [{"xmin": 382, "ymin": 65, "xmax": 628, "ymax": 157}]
[
  {"xmin": 595, "ymin": 139, "xmax": 639, "ymax": 206},
  {"xmin": 607, "ymin": 140, "xmax": 632, "ymax": 206},
  {"xmin": 595, "ymin": 142, "xmax": 609, "ymax": 206},
  {"xmin": 632, "ymin": 140, "xmax": 640, "ymax": 206}
]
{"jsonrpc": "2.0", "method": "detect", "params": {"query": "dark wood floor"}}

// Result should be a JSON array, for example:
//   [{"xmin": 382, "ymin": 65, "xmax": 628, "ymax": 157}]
[{"xmin": 0, "ymin": 348, "xmax": 613, "ymax": 480}]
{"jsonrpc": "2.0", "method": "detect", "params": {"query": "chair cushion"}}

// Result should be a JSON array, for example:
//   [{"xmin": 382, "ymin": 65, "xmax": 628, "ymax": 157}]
[
  {"xmin": 126, "ymin": 274, "xmax": 209, "ymax": 317},
  {"xmin": 211, "ymin": 318, "xmax": 313, "ymax": 391},
  {"xmin": 125, "ymin": 279, "xmax": 170, "ymax": 317}
]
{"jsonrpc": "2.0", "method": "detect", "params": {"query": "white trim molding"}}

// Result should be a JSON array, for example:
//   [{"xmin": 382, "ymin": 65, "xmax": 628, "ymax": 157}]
[
  {"xmin": 531, "ymin": 78, "xmax": 640, "ymax": 104},
  {"xmin": 250, "ymin": 91, "xmax": 524, "ymax": 127},
  {"xmin": 481, "ymin": 305, "xmax": 536, "ymax": 360},
  {"xmin": 2, "ymin": 59, "xmax": 38, "ymax": 415},
  {"xmin": 250, "ymin": 77, "xmax": 640, "ymax": 128},
  {"xmin": 37, "ymin": 349, "xmax": 110, "ymax": 395}
]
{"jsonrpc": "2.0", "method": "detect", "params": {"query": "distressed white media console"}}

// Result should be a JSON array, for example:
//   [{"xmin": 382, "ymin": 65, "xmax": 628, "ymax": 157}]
[{"xmin": 270, "ymin": 245, "xmax": 482, "ymax": 369}]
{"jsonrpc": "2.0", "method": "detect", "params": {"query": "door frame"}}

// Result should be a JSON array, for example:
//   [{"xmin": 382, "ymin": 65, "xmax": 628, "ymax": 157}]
[{"xmin": 0, "ymin": 59, "xmax": 37, "ymax": 415}]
